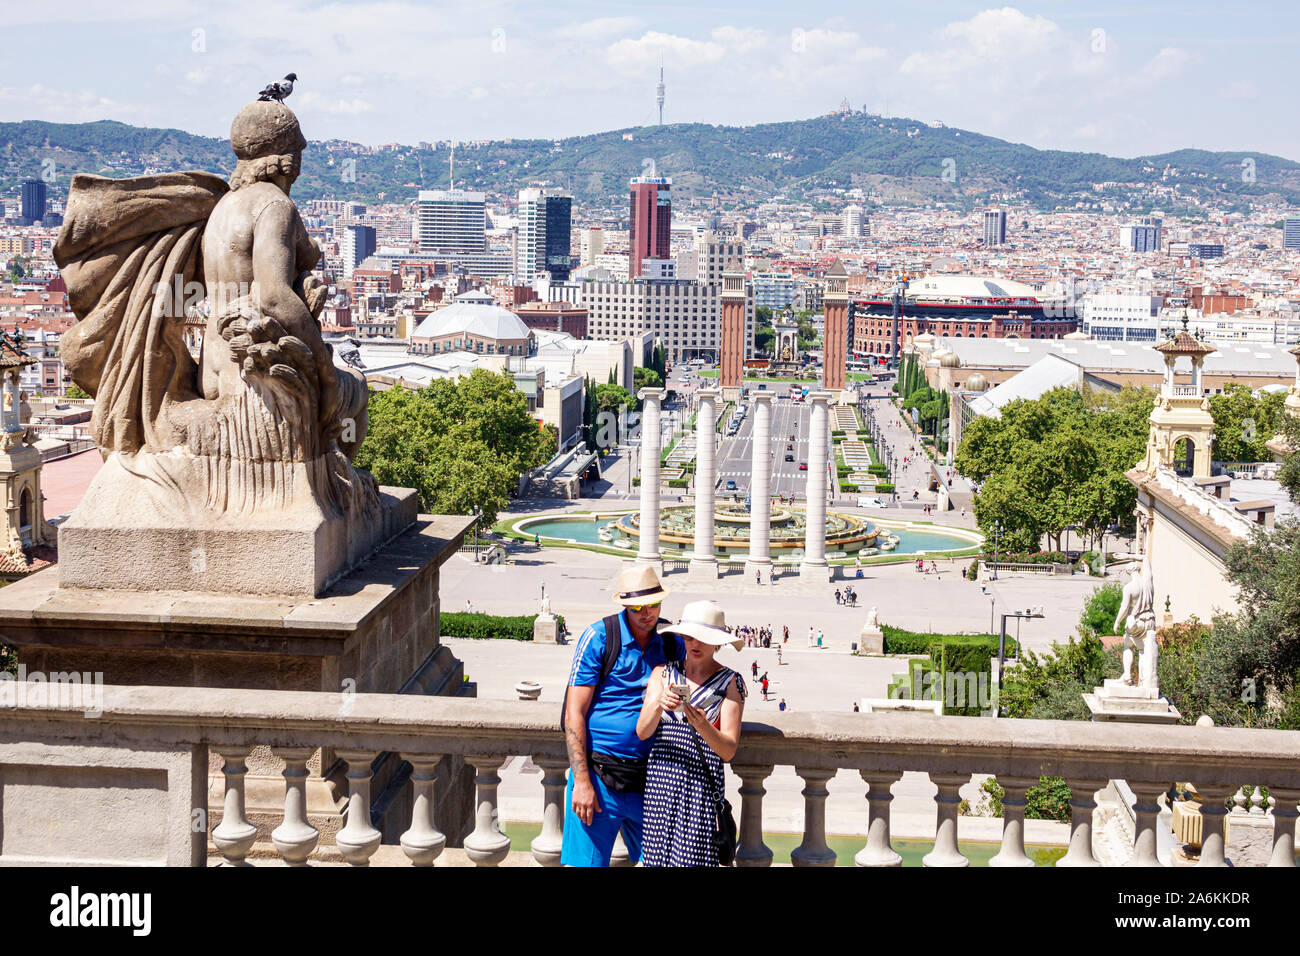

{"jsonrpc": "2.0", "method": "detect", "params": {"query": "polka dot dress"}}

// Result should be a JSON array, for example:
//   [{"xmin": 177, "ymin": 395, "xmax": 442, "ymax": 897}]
[{"xmin": 641, "ymin": 664, "xmax": 746, "ymax": 867}]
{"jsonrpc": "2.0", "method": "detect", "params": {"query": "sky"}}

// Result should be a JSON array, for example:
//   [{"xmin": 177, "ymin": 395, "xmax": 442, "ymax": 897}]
[{"xmin": 4, "ymin": 1, "xmax": 1299, "ymax": 161}]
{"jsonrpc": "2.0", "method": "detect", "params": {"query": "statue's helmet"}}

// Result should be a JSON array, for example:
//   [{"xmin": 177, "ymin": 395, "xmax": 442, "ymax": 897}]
[{"xmin": 230, "ymin": 101, "xmax": 307, "ymax": 160}]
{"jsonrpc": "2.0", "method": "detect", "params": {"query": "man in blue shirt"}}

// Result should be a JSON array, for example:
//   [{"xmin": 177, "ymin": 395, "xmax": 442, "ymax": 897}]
[{"xmin": 562, "ymin": 565, "xmax": 676, "ymax": 867}]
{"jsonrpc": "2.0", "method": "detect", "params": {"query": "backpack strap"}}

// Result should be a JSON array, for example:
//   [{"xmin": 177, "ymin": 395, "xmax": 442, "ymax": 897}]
[{"xmin": 560, "ymin": 612, "xmax": 626, "ymax": 733}]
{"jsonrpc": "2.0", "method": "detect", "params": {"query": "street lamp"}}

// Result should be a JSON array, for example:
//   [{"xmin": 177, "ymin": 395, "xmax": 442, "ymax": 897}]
[{"xmin": 997, "ymin": 605, "xmax": 1045, "ymax": 715}]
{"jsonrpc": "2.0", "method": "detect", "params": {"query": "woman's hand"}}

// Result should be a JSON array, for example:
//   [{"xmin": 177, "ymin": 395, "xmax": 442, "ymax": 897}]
[
  {"xmin": 682, "ymin": 703, "xmax": 708, "ymax": 732},
  {"xmin": 658, "ymin": 682, "xmax": 683, "ymax": 714}
]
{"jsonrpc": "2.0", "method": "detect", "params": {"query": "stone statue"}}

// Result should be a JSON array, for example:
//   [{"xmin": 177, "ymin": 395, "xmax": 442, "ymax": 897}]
[
  {"xmin": 51, "ymin": 101, "xmax": 394, "ymax": 595},
  {"xmin": 539, "ymin": 591, "xmax": 553, "ymax": 618},
  {"xmin": 864, "ymin": 605, "xmax": 879, "ymax": 628},
  {"xmin": 1114, "ymin": 552, "xmax": 1159, "ymax": 689}
]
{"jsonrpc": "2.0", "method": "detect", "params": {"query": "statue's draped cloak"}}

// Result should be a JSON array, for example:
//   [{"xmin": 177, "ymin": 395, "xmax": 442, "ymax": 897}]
[{"xmin": 54, "ymin": 172, "xmax": 230, "ymax": 456}]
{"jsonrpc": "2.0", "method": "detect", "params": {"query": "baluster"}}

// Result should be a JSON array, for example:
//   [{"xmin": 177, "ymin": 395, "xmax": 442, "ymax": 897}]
[
  {"xmin": 1128, "ymin": 781, "xmax": 1167, "ymax": 867},
  {"xmin": 1267, "ymin": 787, "xmax": 1300, "ymax": 868},
  {"xmin": 790, "ymin": 766, "xmax": 837, "ymax": 867},
  {"xmin": 990, "ymin": 775, "xmax": 1037, "ymax": 867},
  {"xmin": 400, "ymin": 754, "xmax": 446, "ymax": 866},
  {"xmin": 923, "ymin": 773, "xmax": 970, "ymax": 867},
  {"xmin": 212, "ymin": 746, "xmax": 259, "ymax": 866},
  {"xmin": 734, "ymin": 763, "xmax": 774, "ymax": 867},
  {"xmin": 1250, "ymin": 785, "xmax": 1265, "ymax": 814},
  {"xmin": 531, "ymin": 755, "xmax": 568, "ymax": 867},
  {"xmin": 1195, "ymin": 783, "xmax": 1234, "ymax": 867},
  {"xmin": 1057, "ymin": 777, "xmax": 1106, "ymax": 867},
  {"xmin": 464, "ymin": 754, "xmax": 511, "ymax": 866},
  {"xmin": 270, "ymin": 747, "xmax": 318, "ymax": 866},
  {"xmin": 335, "ymin": 749, "xmax": 381, "ymax": 866},
  {"xmin": 1231, "ymin": 787, "xmax": 1247, "ymax": 814},
  {"xmin": 855, "ymin": 770, "xmax": 902, "ymax": 867}
]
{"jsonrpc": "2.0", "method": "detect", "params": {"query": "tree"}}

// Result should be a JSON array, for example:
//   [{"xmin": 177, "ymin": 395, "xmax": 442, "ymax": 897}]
[
  {"xmin": 593, "ymin": 382, "xmax": 638, "ymax": 441},
  {"xmin": 754, "ymin": 327, "xmax": 774, "ymax": 356},
  {"xmin": 1208, "ymin": 382, "xmax": 1285, "ymax": 463},
  {"xmin": 63, "ymin": 383, "xmax": 90, "ymax": 400},
  {"xmin": 956, "ymin": 385, "xmax": 1154, "ymax": 551},
  {"xmin": 756, "ymin": 305, "xmax": 774, "ymax": 328},
  {"xmin": 354, "ymin": 370, "xmax": 552, "ymax": 525},
  {"xmin": 633, "ymin": 366, "xmax": 663, "ymax": 392}
]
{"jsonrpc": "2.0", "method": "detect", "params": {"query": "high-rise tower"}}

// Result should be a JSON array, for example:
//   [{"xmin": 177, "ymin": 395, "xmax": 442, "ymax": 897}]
[
  {"xmin": 628, "ymin": 177, "xmax": 671, "ymax": 278},
  {"xmin": 656, "ymin": 64, "xmax": 665, "ymax": 126}
]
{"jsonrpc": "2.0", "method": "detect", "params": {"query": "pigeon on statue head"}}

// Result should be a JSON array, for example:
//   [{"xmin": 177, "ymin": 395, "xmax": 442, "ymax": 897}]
[{"xmin": 257, "ymin": 73, "xmax": 297, "ymax": 102}]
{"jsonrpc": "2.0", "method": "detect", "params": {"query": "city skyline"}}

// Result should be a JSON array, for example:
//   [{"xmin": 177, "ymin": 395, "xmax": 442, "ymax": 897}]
[{"xmin": 3, "ymin": 2, "xmax": 1300, "ymax": 161}]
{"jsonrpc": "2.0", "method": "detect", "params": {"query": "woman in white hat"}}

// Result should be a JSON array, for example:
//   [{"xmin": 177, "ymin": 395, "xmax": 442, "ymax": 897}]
[{"xmin": 635, "ymin": 600, "xmax": 746, "ymax": 867}]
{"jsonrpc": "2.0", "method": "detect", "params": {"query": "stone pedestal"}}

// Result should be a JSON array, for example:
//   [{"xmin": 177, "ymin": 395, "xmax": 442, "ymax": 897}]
[
  {"xmin": 533, "ymin": 614, "xmax": 559, "ymax": 644},
  {"xmin": 0, "ymin": 513, "xmax": 479, "ymax": 858},
  {"xmin": 1083, "ymin": 679, "xmax": 1181, "ymax": 724},
  {"xmin": 59, "ymin": 466, "xmax": 420, "ymax": 598},
  {"xmin": 858, "ymin": 625, "xmax": 884, "ymax": 655}
]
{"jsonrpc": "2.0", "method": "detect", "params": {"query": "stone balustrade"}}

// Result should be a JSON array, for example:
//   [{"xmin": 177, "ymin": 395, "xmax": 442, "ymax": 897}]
[{"xmin": 3, "ymin": 681, "xmax": 1299, "ymax": 867}]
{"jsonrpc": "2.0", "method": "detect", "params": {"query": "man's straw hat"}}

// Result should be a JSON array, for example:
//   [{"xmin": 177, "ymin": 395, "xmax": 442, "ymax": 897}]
[{"xmin": 612, "ymin": 565, "xmax": 669, "ymax": 606}]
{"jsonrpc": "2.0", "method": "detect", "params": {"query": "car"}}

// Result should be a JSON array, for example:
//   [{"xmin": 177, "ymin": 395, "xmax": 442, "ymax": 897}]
[
  {"xmin": 784, "ymin": 454, "xmax": 795, "ymax": 462},
  {"xmin": 757, "ymin": 383, "xmax": 766, "ymax": 389},
  {"xmin": 786, "ymin": 442, "xmax": 793, "ymax": 450},
  {"xmin": 857, "ymin": 496, "xmax": 886, "ymax": 509},
  {"xmin": 799, "ymin": 461, "xmax": 808, "ymax": 470},
  {"xmin": 724, "ymin": 480, "xmax": 738, "ymax": 491}
]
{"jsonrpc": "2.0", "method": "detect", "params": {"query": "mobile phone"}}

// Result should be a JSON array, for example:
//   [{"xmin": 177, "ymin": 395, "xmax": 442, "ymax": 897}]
[{"xmin": 670, "ymin": 683, "xmax": 689, "ymax": 710}]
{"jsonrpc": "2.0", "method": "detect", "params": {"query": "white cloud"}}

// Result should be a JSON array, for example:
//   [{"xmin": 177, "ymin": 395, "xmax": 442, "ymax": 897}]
[
  {"xmin": 1141, "ymin": 47, "xmax": 1191, "ymax": 80},
  {"xmin": 604, "ymin": 31, "xmax": 728, "ymax": 73}
]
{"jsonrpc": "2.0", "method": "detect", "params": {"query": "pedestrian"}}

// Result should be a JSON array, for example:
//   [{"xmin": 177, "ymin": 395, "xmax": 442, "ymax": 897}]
[
  {"xmin": 561, "ymin": 565, "xmax": 680, "ymax": 867},
  {"xmin": 835, "ymin": 588, "xmax": 842, "ymax": 605},
  {"xmin": 636, "ymin": 600, "xmax": 745, "ymax": 868},
  {"xmin": 752, "ymin": 660, "xmax": 758, "ymax": 679},
  {"xmin": 466, "ymin": 598, "xmax": 473, "ymax": 613},
  {"xmin": 817, "ymin": 629, "xmax": 824, "ymax": 648},
  {"xmin": 783, "ymin": 625, "xmax": 789, "ymax": 643},
  {"xmin": 755, "ymin": 569, "xmax": 761, "ymax": 585},
  {"xmin": 779, "ymin": 698, "xmax": 787, "ymax": 712},
  {"xmin": 807, "ymin": 626, "xmax": 815, "ymax": 647},
  {"xmin": 776, "ymin": 645, "xmax": 783, "ymax": 665},
  {"xmin": 853, "ymin": 701, "xmax": 860, "ymax": 713},
  {"xmin": 761, "ymin": 675, "xmax": 770, "ymax": 700}
]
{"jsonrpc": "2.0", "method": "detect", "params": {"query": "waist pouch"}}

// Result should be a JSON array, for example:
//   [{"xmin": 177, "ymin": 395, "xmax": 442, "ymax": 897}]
[{"xmin": 590, "ymin": 752, "xmax": 647, "ymax": 794}]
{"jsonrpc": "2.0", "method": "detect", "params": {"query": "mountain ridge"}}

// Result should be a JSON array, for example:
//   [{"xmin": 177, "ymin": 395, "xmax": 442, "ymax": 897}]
[{"xmin": 3, "ymin": 112, "xmax": 1297, "ymax": 213}]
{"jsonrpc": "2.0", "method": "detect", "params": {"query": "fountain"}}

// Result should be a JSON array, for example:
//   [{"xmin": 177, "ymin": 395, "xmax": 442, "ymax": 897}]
[{"xmin": 614, "ymin": 502, "xmax": 887, "ymax": 557}]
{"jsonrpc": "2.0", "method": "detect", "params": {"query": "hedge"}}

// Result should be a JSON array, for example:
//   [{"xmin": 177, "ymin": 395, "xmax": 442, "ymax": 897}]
[
  {"xmin": 840, "ymin": 483, "xmax": 859, "ymax": 493},
  {"xmin": 867, "ymin": 463, "xmax": 888, "ymax": 476},
  {"xmin": 441, "ymin": 612, "xmax": 566, "ymax": 641},
  {"xmin": 836, "ymin": 464, "xmax": 853, "ymax": 477},
  {"xmin": 875, "ymin": 482, "xmax": 895, "ymax": 494},
  {"xmin": 881, "ymin": 624, "xmax": 1016, "ymax": 657}
]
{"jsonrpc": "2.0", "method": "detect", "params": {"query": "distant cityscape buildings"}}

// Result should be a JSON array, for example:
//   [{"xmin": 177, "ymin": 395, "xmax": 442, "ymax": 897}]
[
  {"xmin": 1284, "ymin": 216, "xmax": 1300, "ymax": 250},
  {"xmin": 416, "ymin": 189, "xmax": 487, "ymax": 253},
  {"xmin": 1120, "ymin": 217, "xmax": 1163, "ymax": 252}
]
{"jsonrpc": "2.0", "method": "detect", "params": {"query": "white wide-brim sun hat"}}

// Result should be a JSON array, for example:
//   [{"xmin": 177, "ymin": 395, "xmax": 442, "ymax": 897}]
[{"xmin": 660, "ymin": 600, "xmax": 743, "ymax": 651}]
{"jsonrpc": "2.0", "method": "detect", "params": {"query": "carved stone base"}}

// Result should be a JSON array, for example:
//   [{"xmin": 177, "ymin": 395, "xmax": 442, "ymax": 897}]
[
  {"xmin": 1083, "ymin": 681, "xmax": 1181, "ymax": 724},
  {"xmin": 57, "ymin": 452, "xmax": 418, "ymax": 597}
]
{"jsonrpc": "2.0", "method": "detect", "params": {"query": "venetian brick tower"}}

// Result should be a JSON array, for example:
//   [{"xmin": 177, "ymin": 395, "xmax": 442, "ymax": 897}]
[
  {"xmin": 719, "ymin": 270, "xmax": 746, "ymax": 402},
  {"xmin": 822, "ymin": 259, "xmax": 849, "ymax": 393}
]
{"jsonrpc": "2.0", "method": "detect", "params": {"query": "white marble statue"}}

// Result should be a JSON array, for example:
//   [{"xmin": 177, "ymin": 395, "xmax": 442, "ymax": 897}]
[
  {"xmin": 538, "ymin": 591, "xmax": 553, "ymax": 619},
  {"xmin": 864, "ymin": 606, "xmax": 879, "ymax": 628},
  {"xmin": 1114, "ymin": 553, "xmax": 1159, "ymax": 689}
]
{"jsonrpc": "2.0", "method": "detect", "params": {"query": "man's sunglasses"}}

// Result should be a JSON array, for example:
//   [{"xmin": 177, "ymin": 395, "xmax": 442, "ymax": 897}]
[{"xmin": 626, "ymin": 602, "xmax": 662, "ymax": 612}]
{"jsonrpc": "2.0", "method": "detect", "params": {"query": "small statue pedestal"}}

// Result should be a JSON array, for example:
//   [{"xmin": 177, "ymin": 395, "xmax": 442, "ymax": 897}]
[
  {"xmin": 857, "ymin": 626, "xmax": 884, "ymax": 655},
  {"xmin": 1083, "ymin": 679, "xmax": 1181, "ymax": 724},
  {"xmin": 533, "ymin": 613, "xmax": 559, "ymax": 644}
]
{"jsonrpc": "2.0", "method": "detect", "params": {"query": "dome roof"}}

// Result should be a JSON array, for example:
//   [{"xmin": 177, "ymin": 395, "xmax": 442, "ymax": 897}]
[
  {"xmin": 938, "ymin": 350, "xmax": 962, "ymax": 368},
  {"xmin": 913, "ymin": 332, "xmax": 936, "ymax": 347},
  {"xmin": 963, "ymin": 372, "xmax": 989, "ymax": 391},
  {"xmin": 1064, "ymin": 330, "xmax": 1089, "ymax": 340},
  {"xmin": 412, "ymin": 301, "xmax": 531, "ymax": 341}
]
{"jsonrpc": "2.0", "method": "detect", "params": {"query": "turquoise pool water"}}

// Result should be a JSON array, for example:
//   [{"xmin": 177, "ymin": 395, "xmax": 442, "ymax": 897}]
[{"xmin": 520, "ymin": 514, "xmax": 978, "ymax": 557}]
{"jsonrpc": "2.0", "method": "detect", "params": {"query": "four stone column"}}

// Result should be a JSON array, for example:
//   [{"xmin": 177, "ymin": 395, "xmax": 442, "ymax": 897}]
[
  {"xmin": 745, "ymin": 393, "xmax": 774, "ymax": 583},
  {"xmin": 636, "ymin": 387, "xmax": 665, "ymax": 570},
  {"xmin": 800, "ymin": 391, "xmax": 832, "ymax": 579},
  {"xmin": 690, "ymin": 388, "xmax": 720, "ymax": 578}
]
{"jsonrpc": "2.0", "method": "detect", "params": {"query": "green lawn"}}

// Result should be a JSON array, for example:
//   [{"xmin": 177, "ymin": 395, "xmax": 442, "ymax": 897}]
[{"xmin": 498, "ymin": 820, "xmax": 1066, "ymax": 866}]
